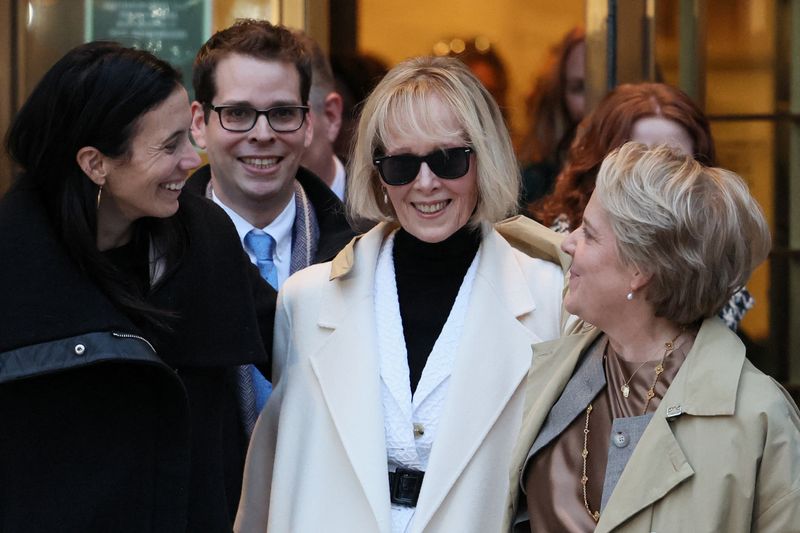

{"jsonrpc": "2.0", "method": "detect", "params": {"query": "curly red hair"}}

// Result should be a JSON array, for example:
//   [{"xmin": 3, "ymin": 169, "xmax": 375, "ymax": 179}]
[{"xmin": 531, "ymin": 82, "xmax": 715, "ymax": 228}]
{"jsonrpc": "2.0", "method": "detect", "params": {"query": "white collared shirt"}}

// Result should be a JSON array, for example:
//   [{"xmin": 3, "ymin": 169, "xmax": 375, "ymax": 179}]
[
  {"xmin": 330, "ymin": 156, "xmax": 347, "ymax": 201},
  {"xmin": 211, "ymin": 191, "xmax": 295, "ymax": 289}
]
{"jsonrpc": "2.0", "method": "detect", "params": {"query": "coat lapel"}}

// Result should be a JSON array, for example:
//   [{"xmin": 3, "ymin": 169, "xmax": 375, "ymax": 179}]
[
  {"xmin": 596, "ymin": 318, "xmax": 743, "ymax": 531},
  {"xmin": 309, "ymin": 224, "xmax": 394, "ymax": 532},
  {"xmin": 494, "ymin": 215, "xmax": 582, "ymax": 335},
  {"xmin": 411, "ymin": 229, "xmax": 546, "ymax": 531},
  {"xmin": 504, "ymin": 329, "xmax": 599, "ymax": 523},
  {"xmin": 528, "ymin": 334, "xmax": 606, "ymax": 458},
  {"xmin": 595, "ymin": 413, "xmax": 694, "ymax": 532}
]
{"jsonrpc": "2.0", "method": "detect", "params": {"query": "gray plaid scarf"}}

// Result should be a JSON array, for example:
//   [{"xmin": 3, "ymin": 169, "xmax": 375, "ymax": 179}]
[{"xmin": 206, "ymin": 179, "xmax": 320, "ymax": 435}]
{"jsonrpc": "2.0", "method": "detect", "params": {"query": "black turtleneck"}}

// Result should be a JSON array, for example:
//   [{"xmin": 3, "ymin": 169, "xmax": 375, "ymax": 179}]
[{"xmin": 393, "ymin": 225, "xmax": 481, "ymax": 394}]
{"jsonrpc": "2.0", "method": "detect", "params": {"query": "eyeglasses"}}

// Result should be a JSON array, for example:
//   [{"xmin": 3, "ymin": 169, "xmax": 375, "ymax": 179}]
[
  {"xmin": 373, "ymin": 147, "xmax": 473, "ymax": 186},
  {"xmin": 206, "ymin": 104, "xmax": 310, "ymax": 133}
]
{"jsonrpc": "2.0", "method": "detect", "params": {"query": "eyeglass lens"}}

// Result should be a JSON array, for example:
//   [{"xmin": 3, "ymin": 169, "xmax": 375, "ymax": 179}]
[
  {"xmin": 375, "ymin": 147, "xmax": 471, "ymax": 186},
  {"xmin": 217, "ymin": 106, "xmax": 306, "ymax": 133}
]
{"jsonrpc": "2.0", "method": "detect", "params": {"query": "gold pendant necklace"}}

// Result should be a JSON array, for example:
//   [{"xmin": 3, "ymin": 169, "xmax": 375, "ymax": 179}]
[
  {"xmin": 615, "ymin": 330, "xmax": 683, "ymax": 401},
  {"xmin": 581, "ymin": 330, "xmax": 684, "ymax": 523},
  {"xmin": 641, "ymin": 330, "xmax": 682, "ymax": 413},
  {"xmin": 619, "ymin": 359, "xmax": 649, "ymax": 399}
]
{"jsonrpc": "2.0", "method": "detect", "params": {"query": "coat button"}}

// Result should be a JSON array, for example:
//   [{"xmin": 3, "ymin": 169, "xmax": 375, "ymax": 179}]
[
  {"xmin": 613, "ymin": 431, "xmax": 628, "ymax": 448},
  {"xmin": 74, "ymin": 344, "xmax": 86, "ymax": 356},
  {"xmin": 413, "ymin": 423, "xmax": 425, "ymax": 438}
]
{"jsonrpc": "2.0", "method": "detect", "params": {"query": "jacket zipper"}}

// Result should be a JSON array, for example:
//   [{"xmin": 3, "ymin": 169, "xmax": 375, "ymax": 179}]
[{"xmin": 111, "ymin": 331, "xmax": 157, "ymax": 354}]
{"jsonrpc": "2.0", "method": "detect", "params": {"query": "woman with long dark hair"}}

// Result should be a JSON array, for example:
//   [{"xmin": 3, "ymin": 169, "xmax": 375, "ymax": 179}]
[
  {"xmin": 518, "ymin": 27, "xmax": 586, "ymax": 205},
  {"xmin": 0, "ymin": 42, "xmax": 275, "ymax": 532}
]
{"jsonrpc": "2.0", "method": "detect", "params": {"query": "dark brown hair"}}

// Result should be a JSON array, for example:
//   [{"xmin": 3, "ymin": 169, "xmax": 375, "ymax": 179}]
[
  {"xmin": 518, "ymin": 27, "xmax": 586, "ymax": 166},
  {"xmin": 7, "ymin": 42, "xmax": 185, "ymax": 330},
  {"xmin": 192, "ymin": 19, "xmax": 311, "ymax": 110}
]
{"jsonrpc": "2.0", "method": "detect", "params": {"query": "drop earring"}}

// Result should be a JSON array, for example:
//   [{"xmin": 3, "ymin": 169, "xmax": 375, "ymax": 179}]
[
  {"xmin": 96, "ymin": 184, "xmax": 103, "ymax": 209},
  {"xmin": 626, "ymin": 291, "xmax": 634, "ymax": 301},
  {"xmin": 383, "ymin": 188, "xmax": 388, "ymax": 205}
]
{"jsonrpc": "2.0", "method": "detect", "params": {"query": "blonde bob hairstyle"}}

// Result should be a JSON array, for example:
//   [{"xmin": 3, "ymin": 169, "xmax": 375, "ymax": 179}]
[
  {"xmin": 347, "ymin": 56, "xmax": 520, "ymax": 226},
  {"xmin": 595, "ymin": 143, "xmax": 771, "ymax": 326}
]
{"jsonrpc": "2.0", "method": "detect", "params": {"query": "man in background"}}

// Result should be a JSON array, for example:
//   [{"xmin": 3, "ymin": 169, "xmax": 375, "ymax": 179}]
[{"xmin": 295, "ymin": 31, "xmax": 348, "ymax": 201}]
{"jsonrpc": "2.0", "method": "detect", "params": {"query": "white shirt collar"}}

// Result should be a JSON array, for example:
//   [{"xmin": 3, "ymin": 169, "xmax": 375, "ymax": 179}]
[{"xmin": 330, "ymin": 155, "xmax": 347, "ymax": 201}]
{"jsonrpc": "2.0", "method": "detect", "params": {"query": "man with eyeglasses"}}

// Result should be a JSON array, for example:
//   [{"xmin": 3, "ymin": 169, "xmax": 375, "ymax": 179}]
[{"xmin": 186, "ymin": 18, "xmax": 355, "ymax": 523}]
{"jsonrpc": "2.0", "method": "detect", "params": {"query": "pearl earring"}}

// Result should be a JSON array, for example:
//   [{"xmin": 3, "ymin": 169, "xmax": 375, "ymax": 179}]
[{"xmin": 626, "ymin": 291, "xmax": 634, "ymax": 301}]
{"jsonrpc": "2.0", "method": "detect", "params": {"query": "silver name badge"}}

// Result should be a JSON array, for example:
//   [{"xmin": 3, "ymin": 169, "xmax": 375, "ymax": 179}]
[{"xmin": 665, "ymin": 405, "xmax": 683, "ymax": 420}]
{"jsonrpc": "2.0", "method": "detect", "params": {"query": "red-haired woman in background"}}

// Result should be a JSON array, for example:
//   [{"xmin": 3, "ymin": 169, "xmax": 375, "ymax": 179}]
[{"xmin": 531, "ymin": 83, "xmax": 751, "ymax": 330}]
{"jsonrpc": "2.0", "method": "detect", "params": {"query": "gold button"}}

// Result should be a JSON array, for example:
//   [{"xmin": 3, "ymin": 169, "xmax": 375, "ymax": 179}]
[{"xmin": 413, "ymin": 423, "xmax": 425, "ymax": 438}]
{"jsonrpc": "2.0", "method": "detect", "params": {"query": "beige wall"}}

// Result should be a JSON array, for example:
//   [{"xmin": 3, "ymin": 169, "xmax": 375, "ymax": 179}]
[{"xmin": 358, "ymin": 0, "xmax": 585, "ymax": 142}]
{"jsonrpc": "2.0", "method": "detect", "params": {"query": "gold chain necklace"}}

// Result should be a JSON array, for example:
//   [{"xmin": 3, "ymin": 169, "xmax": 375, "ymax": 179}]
[
  {"xmin": 642, "ymin": 331, "xmax": 682, "ymax": 412},
  {"xmin": 580, "ymin": 403, "xmax": 601, "ymax": 522},
  {"xmin": 581, "ymin": 331, "xmax": 683, "ymax": 522}
]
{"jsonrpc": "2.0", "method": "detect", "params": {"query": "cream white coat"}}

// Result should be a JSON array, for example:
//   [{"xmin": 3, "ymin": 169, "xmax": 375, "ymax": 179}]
[{"xmin": 236, "ymin": 218, "xmax": 571, "ymax": 533}]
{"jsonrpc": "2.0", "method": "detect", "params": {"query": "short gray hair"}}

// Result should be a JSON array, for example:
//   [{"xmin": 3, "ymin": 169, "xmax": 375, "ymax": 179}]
[
  {"xmin": 595, "ymin": 142, "xmax": 771, "ymax": 325},
  {"xmin": 346, "ymin": 56, "xmax": 519, "ymax": 226}
]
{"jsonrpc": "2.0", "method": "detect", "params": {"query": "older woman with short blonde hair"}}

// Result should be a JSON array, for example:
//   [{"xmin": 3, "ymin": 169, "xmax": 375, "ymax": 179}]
[
  {"xmin": 347, "ymin": 55, "xmax": 520, "ymax": 225},
  {"xmin": 505, "ymin": 143, "xmax": 799, "ymax": 533},
  {"xmin": 237, "ymin": 56, "xmax": 571, "ymax": 533},
  {"xmin": 596, "ymin": 147, "xmax": 768, "ymax": 325}
]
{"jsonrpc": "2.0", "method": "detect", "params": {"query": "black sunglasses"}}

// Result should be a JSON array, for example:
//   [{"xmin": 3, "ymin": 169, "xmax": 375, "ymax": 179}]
[{"xmin": 373, "ymin": 147, "xmax": 473, "ymax": 186}]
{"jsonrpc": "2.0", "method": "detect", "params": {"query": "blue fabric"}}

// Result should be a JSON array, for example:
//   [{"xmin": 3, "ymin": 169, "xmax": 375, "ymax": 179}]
[
  {"xmin": 244, "ymin": 230, "xmax": 278, "ymax": 289},
  {"xmin": 250, "ymin": 364, "xmax": 272, "ymax": 413},
  {"xmin": 242, "ymin": 229, "xmax": 278, "ymax": 424}
]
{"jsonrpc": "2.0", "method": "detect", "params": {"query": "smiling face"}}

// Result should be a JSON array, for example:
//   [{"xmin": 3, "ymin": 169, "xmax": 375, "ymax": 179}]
[
  {"xmin": 560, "ymin": 193, "xmax": 638, "ymax": 327},
  {"xmin": 99, "ymin": 86, "xmax": 200, "ymax": 232},
  {"xmin": 630, "ymin": 116, "xmax": 694, "ymax": 155},
  {"xmin": 191, "ymin": 54, "xmax": 313, "ymax": 227},
  {"xmin": 382, "ymin": 95, "xmax": 479, "ymax": 243}
]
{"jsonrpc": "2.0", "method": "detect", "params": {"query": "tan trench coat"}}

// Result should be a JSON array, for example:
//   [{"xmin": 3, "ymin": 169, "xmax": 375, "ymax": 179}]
[{"xmin": 503, "ymin": 318, "xmax": 800, "ymax": 532}]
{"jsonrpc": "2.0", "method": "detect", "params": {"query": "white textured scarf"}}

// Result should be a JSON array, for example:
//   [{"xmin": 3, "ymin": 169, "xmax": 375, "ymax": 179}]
[{"xmin": 374, "ymin": 230, "xmax": 480, "ymax": 533}]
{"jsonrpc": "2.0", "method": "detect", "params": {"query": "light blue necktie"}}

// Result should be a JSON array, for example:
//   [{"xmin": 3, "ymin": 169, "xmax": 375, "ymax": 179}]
[
  {"xmin": 239, "ymin": 229, "xmax": 277, "ymax": 434},
  {"xmin": 245, "ymin": 229, "xmax": 278, "ymax": 290}
]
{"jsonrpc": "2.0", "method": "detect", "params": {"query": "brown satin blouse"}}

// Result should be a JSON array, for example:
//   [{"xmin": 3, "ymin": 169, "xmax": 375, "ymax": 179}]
[{"xmin": 524, "ymin": 334, "xmax": 692, "ymax": 532}]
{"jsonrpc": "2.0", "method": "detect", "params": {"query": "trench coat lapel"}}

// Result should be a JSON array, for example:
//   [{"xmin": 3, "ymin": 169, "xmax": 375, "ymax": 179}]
[
  {"xmin": 309, "ymin": 224, "xmax": 394, "ymax": 532},
  {"xmin": 595, "ymin": 318, "xmax": 744, "ymax": 532},
  {"xmin": 528, "ymin": 333, "xmax": 606, "ymax": 457},
  {"xmin": 410, "ymin": 229, "xmax": 544, "ymax": 531},
  {"xmin": 505, "ymin": 329, "xmax": 598, "ymax": 517},
  {"xmin": 594, "ymin": 413, "xmax": 694, "ymax": 532}
]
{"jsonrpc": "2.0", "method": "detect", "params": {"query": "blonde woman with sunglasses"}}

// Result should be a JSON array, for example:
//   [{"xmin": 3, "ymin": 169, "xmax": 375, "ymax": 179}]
[{"xmin": 236, "ymin": 56, "xmax": 573, "ymax": 533}]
